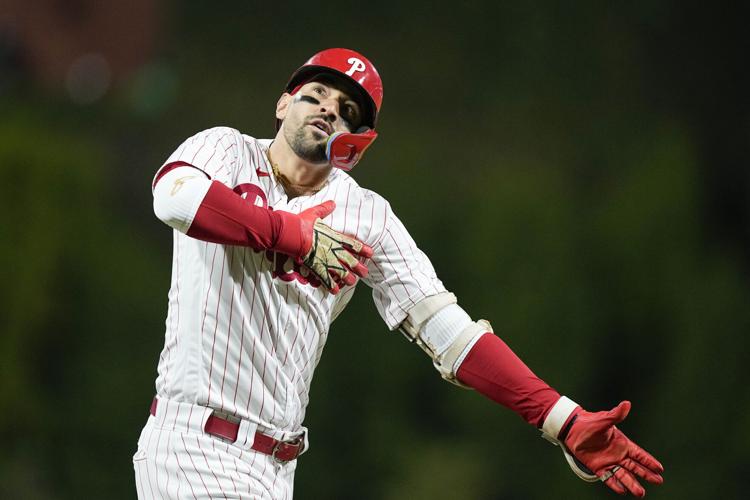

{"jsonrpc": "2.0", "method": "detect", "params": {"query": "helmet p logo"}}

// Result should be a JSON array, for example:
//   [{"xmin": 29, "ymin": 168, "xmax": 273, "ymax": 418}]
[{"xmin": 345, "ymin": 57, "xmax": 366, "ymax": 76}]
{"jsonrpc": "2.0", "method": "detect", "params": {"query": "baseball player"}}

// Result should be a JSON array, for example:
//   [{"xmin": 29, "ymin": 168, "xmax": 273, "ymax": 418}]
[{"xmin": 133, "ymin": 48, "xmax": 664, "ymax": 499}]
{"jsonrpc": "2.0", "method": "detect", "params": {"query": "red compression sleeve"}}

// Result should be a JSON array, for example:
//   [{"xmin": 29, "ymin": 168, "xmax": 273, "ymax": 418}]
[
  {"xmin": 187, "ymin": 180, "xmax": 305, "ymax": 257},
  {"xmin": 456, "ymin": 333, "xmax": 561, "ymax": 428}
]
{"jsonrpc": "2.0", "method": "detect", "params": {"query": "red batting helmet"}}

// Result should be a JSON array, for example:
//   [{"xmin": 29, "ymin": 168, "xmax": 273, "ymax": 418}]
[{"xmin": 283, "ymin": 48, "xmax": 383, "ymax": 129}]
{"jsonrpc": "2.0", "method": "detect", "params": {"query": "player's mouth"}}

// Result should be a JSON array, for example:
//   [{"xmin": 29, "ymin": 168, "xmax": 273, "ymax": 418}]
[{"xmin": 307, "ymin": 118, "xmax": 332, "ymax": 138}]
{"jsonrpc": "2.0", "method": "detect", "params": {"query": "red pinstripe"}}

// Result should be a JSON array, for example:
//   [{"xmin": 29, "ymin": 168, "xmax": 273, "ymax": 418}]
[
  {"xmin": 206, "ymin": 248, "xmax": 228, "ymax": 400},
  {"xmin": 282, "ymin": 286, "xmax": 304, "ymax": 366},
  {"xmin": 232, "ymin": 247, "xmax": 256, "ymax": 409},
  {"xmin": 342, "ymin": 182, "xmax": 352, "ymax": 233},
  {"xmin": 378, "ymin": 239, "xmax": 418, "ymax": 307},
  {"xmin": 200, "ymin": 145, "xmax": 218, "ymax": 172},
  {"xmin": 212, "ymin": 440, "xmax": 239, "ymax": 495},
  {"xmin": 328, "ymin": 179, "xmax": 342, "ymax": 226},
  {"xmin": 355, "ymin": 196, "xmax": 363, "ymax": 241},
  {"xmin": 368, "ymin": 251, "xmax": 409, "ymax": 315},
  {"xmin": 196, "ymin": 434, "xmax": 223, "ymax": 495},
  {"xmin": 364, "ymin": 194, "xmax": 376, "ymax": 243},
  {"xmin": 250, "ymin": 140, "xmax": 262, "ymax": 170},
  {"xmin": 180, "ymin": 434, "xmax": 207, "ymax": 498},
  {"xmin": 385, "ymin": 227, "xmax": 421, "ymax": 289},
  {"xmin": 171, "ymin": 427, "xmax": 194, "ymax": 500},
  {"xmin": 199, "ymin": 244, "xmax": 219, "ymax": 343},
  {"xmin": 219, "ymin": 247, "xmax": 239, "ymax": 409},
  {"xmin": 142, "ymin": 423, "xmax": 157, "ymax": 498},
  {"xmin": 190, "ymin": 133, "xmax": 209, "ymax": 165},
  {"xmin": 256, "ymin": 279, "xmax": 274, "ymax": 407},
  {"xmin": 373, "ymin": 198, "xmax": 389, "ymax": 247},
  {"xmin": 291, "ymin": 304, "xmax": 315, "ymax": 371},
  {"xmin": 157, "ymin": 426, "xmax": 170, "ymax": 499}
]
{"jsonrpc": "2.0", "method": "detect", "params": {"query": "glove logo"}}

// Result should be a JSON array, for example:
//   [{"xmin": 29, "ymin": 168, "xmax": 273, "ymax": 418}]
[{"xmin": 345, "ymin": 57, "xmax": 366, "ymax": 76}]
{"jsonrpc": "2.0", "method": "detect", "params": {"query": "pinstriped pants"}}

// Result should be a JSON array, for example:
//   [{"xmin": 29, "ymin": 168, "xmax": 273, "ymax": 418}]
[{"xmin": 133, "ymin": 399, "xmax": 297, "ymax": 499}]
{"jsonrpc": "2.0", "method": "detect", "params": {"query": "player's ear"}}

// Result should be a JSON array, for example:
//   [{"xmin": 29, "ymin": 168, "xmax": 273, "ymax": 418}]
[{"xmin": 276, "ymin": 93, "xmax": 292, "ymax": 121}]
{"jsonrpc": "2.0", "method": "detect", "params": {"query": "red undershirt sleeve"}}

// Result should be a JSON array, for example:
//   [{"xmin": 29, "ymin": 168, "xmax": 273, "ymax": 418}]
[
  {"xmin": 186, "ymin": 180, "xmax": 306, "ymax": 258},
  {"xmin": 456, "ymin": 332, "xmax": 561, "ymax": 428}
]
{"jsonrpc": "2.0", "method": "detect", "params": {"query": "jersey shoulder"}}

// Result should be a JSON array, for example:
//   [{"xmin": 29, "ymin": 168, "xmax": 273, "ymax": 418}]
[
  {"xmin": 193, "ymin": 125, "xmax": 247, "ymax": 151},
  {"xmin": 159, "ymin": 126, "xmax": 251, "ymax": 186}
]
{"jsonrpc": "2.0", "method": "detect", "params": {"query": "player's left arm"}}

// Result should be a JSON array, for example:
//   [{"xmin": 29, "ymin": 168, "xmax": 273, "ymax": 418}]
[
  {"xmin": 363, "ymin": 202, "xmax": 663, "ymax": 498},
  {"xmin": 414, "ymin": 308, "xmax": 664, "ymax": 497}
]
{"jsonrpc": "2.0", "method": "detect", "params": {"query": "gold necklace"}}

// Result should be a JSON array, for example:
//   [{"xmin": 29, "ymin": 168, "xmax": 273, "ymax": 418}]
[{"xmin": 265, "ymin": 147, "xmax": 327, "ymax": 196}]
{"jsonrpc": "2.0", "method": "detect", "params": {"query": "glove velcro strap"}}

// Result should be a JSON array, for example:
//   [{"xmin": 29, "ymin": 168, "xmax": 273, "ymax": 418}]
[
  {"xmin": 541, "ymin": 396, "xmax": 579, "ymax": 442},
  {"xmin": 541, "ymin": 396, "xmax": 615, "ymax": 483}
]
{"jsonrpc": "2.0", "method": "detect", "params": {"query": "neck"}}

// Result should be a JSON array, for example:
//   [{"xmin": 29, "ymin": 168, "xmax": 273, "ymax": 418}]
[{"xmin": 268, "ymin": 137, "xmax": 332, "ymax": 198}]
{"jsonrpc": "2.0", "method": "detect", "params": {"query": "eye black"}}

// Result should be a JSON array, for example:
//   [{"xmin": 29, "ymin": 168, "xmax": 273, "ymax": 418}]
[{"xmin": 298, "ymin": 95, "xmax": 320, "ymax": 105}]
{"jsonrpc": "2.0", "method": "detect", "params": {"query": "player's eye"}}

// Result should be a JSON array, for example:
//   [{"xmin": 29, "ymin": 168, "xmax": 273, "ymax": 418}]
[{"xmin": 343, "ymin": 104, "xmax": 360, "ymax": 125}]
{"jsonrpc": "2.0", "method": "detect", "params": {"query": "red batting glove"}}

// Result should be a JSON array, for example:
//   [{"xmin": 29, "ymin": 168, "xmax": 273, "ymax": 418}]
[
  {"xmin": 541, "ymin": 397, "xmax": 664, "ymax": 497},
  {"xmin": 561, "ymin": 401, "xmax": 664, "ymax": 497}
]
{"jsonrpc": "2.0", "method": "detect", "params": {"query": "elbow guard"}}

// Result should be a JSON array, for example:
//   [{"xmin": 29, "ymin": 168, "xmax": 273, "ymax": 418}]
[{"xmin": 399, "ymin": 292, "xmax": 492, "ymax": 387}]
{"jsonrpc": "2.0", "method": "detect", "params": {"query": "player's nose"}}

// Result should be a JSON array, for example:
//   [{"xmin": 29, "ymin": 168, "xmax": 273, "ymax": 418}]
[{"xmin": 317, "ymin": 98, "xmax": 341, "ymax": 122}]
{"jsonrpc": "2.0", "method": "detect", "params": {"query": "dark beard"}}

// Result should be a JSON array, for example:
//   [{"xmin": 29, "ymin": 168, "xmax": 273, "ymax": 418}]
[{"xmin": 285, "ymin": 124, "xmax": 327, "ymax": 164}]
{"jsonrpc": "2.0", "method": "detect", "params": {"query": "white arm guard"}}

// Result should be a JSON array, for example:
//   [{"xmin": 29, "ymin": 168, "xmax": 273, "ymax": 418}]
[
  {"xmin": 399, "ymin": 293, "xmax": 491, "ymax": 387},
  {"xmin": 541, "ymin": 396, "xmax": 616, "ymax": 483},
  {"xmin": 152, "ymin": 166, "xmax": 211, "ymax": 233}
]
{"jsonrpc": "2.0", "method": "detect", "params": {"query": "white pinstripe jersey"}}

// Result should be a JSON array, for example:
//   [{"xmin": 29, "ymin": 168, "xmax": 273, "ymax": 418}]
[{"xmin": 153, "ymin": 126, "xmax": 446, "ymax": 439}]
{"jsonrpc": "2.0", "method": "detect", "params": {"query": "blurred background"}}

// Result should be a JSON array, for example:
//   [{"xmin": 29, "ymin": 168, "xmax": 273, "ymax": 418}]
[{"xmin": 1, "ymin": 1, "xmax": 748, "ymax": 498}]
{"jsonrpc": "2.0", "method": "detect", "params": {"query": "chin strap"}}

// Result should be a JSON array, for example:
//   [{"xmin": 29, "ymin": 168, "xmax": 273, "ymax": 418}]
[{"xmin": 325, "ymin": 128, "xmax": 378, "ymax": 171}]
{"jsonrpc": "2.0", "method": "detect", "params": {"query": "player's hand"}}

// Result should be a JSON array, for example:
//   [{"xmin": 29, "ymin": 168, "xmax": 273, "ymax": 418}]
[
  {"xmin": 297, "ymin": 201, "xmax": 373, "ymax": 294},
  {"xmin": 563, "ymin": 401, "xmax": 664, "ymax": 497}
]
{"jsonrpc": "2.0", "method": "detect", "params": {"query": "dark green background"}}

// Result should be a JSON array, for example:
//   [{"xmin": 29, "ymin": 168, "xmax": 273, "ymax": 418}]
[{"xmin": 2, "ymin": 1, "xmax": 748, "ymax": 498}]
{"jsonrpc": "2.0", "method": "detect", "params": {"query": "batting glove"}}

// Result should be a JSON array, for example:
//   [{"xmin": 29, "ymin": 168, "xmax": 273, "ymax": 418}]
[
  {"xmin": 541, "ymin": 397, "xmax": 664, "ymax": 497},
  {"xmin": 297, "ymin": 200, "xmax": 373, "ymax": 294}
]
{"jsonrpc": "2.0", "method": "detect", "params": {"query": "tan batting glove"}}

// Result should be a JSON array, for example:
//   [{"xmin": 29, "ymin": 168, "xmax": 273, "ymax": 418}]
[{"xmin": 297, "ymin": 201, "xmax": 373, "ymax": 294}]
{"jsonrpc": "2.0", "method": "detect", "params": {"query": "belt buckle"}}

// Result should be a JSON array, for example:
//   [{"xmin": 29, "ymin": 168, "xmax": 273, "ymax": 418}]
[{"xmin": 271, "ymin": 437, "xmax": 302, "ymax": 464}]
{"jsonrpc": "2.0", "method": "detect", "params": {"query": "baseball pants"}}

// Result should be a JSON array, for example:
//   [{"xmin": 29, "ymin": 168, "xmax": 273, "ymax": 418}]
[{"xmin": 133, "ymin": 398, "xmax": 297, "ymax": 499}]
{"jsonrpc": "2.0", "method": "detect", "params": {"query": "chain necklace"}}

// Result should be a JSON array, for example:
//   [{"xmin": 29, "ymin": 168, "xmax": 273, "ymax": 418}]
[{"xmin": 265, "ymin": 147, "xmax": 327, "ymax": 196}]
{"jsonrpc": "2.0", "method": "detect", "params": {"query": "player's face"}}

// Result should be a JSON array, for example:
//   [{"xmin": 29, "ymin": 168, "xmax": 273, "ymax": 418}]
[{"xmin": 278, "ymin": 77, "xmax": 365, "ymax": 164}]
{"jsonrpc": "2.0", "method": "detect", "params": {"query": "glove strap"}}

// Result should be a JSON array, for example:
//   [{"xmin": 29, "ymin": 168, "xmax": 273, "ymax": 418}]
[
  {"xmin": 541, "ymin": 396, "xmax": 609, "ymax": 483},
  {"xmin": 541, "ymin": 395, "xmax": 579, "ymax": 442}
]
